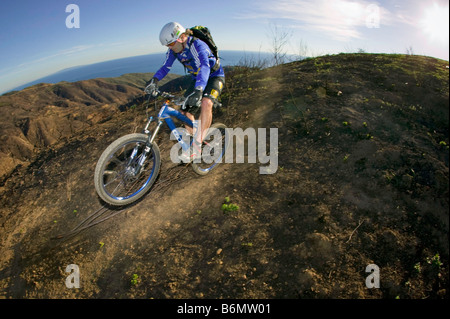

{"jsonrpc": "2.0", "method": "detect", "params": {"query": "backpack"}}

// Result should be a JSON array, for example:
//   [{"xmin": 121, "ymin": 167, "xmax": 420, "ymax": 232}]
[{"xmin": 189, "ymin": 26, "xmax": 219, "ymax": 60}]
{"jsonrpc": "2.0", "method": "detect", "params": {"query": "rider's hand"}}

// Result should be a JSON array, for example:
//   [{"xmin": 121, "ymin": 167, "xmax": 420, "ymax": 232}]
[
  {"xmin": 144, "ymin": 77, "xmax": 159, "ymax": 96},
  {"xmin": 185, "ymin": 89, "xmax": 203, "ymax": 109}
]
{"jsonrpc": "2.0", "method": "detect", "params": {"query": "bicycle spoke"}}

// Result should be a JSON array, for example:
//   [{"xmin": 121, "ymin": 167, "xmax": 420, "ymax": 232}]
[
  {"xmin": 109, "ymin": 179, "xmax": 127, "ymax": 197},
  {"xmin": 110, "ymin": 156, "xmax": 125, "ymax": 166},
  {"xmin": 103, "ymin": 170, "xmax": 117, "ymax": 175},
  {"xmin": 101, "ymin": 146, "xmax": 156, "ymax": 200}
]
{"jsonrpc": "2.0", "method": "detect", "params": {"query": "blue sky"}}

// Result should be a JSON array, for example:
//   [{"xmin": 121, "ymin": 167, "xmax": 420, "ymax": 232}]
[{"xmin": 1, "ymin": 0, "xmax": 449, "ymax": 94}]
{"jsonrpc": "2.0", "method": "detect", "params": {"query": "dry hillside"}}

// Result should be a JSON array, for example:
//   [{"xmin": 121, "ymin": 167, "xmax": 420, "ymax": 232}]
[
  {"xmin": 0, "ymin": 53, "xmax": 448, "ymax": 300},
  {"xmin": 0, "ymin": 73, "xmax": 181, "ymax": 180}
]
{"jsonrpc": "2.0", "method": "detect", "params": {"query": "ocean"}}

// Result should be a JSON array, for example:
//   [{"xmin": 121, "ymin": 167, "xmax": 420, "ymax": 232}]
[{"xmin": 11, "ymin": 50, "xmax": 276, "ymax": 92}]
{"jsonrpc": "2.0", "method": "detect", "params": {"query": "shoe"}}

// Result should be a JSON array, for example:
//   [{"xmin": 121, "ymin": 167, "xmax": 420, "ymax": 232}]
[{"xmin": 178, "ymin": 140, "xmax": 202, "ymax": 163}]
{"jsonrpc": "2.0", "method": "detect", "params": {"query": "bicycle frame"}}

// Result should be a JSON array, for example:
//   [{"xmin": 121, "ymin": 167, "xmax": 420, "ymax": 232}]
[
  {"xmin": 94, "ymin": 91, "xmax": 228, "ymax": 205},
  {"xmin": 148, "ymin": 99, "xmax": 194, "ymax": 152}
]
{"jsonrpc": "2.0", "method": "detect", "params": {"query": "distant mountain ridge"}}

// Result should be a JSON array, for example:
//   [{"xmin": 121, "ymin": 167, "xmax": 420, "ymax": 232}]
[
  {"xmin": 6, "ymin": 51, "xmax": 274, "ymax": 94},
  {"xmin": 0, "ymin": 72, "xmax": 181, "ymax": 180}
]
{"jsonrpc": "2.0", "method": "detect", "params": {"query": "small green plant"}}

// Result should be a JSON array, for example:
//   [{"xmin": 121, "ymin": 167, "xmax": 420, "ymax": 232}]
[
  {"xmin": 385, "ymin": 171, "xmax": 396, "ymax": 182},
  {"xmin": 413, "ymin": 262, "xmax": 421, "ymax": 274},
  {"xmin": 222, "ymin": 203, "xmax": 239, "ymax": 213},
  {"xmin": 342, "ymin": 121, "xmax": 350, "ymax": 126},
  {"xmin": 99, "ymin": 241, "xmax": 105, "ymax": 248},
  {"xmin": 222, "ymin": 197, "xmax": 239, "ymax": 213},
  {"xmin": 130, "ymin": 274, "xmax": 139, "ymax": 286},
  {"xmin": 427, "ymin": 253, "xmax": 443, "ymax": 269}
]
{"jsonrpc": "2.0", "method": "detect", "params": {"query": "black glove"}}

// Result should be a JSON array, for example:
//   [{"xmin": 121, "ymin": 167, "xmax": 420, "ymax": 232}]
[
  {"xmin": 144, "ymin": 77, "xmax": 159, "ymax": 96},
  {"xmin": 184, "ymin": 89, "xmax": 203, "ymax": 109}
]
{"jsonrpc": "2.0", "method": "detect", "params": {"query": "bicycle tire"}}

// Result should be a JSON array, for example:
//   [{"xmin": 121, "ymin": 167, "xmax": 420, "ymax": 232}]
[
  {"xmin": 192, "ymin": 123, "xmax": 230, "ymax": 176},
  {"xmin": 94, "ymin": 133, "xmax": 161, "ymax": 206}
]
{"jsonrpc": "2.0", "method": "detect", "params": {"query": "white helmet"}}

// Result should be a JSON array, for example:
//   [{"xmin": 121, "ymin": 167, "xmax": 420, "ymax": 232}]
[{"xmin": 159, "ymin": 22, "xmax": 185, "ymax": 46}]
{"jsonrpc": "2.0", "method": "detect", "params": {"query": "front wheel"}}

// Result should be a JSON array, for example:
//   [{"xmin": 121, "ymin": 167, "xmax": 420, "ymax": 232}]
[
  {"xmin": 94, "ymin": 133, "xmax": 161, "ymax": 206},
  {"xmin": 192, "ymin": 123, "xmax": 230, "ymax": 175}
]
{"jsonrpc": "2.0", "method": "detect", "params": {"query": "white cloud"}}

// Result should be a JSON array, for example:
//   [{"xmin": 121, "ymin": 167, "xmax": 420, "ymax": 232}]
[
  {"xmin": 15, "ymin": 45, "xmax": 95, "ymax": 70},
  {"xmin": 0, "ymin": 45, "xmax": 97, "ymax": 92},
  {"xmin": 419, "ymin": 2, "xmax": 449, "ymax": 46},
  {"xmin": 238, "ymin": 0, "xmax": 393, "ymax": 41}
]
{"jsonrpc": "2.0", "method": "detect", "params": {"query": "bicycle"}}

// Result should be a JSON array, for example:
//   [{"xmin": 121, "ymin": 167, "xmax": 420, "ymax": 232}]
[{"xmin": 94, "ymin": 91, "xmax": 230, "ymax": 206}]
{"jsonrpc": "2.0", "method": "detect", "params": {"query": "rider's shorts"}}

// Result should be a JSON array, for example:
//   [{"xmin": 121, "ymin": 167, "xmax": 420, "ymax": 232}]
[{"xmin": 184, "ymin": 76, "xmax": 225, "ymax": 110}]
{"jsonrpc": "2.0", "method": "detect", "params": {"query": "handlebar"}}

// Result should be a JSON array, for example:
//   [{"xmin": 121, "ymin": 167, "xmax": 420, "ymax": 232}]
[
  {"xmin": 148, "ymin": 90, "xmax": 185, "ymax": 105},
  {"xmin": 146, "ymin": 90, "xmax": 222, "ymax": 108}
]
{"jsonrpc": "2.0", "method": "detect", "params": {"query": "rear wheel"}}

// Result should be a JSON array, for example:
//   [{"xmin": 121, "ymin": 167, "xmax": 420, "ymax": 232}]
[
  {"xmin": 192, "ymin": 123, "xmax": 230, "ymax": 175},
  {"xmin": 94, "ymin": 133, "xmax": 161, "ymax": 206}
]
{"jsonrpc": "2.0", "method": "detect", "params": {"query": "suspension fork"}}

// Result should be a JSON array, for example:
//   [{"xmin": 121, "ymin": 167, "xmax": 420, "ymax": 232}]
[
  {"xmin": 127, "ymin": 118, "xmax": 163, "ymax": 176},
  {"xmin": 149, "ymin": 120, "xmax": 163, "ymax": 145},
  {"xmin": 133, "ymin": 120, "xmax": 162, "ymax": 174}
]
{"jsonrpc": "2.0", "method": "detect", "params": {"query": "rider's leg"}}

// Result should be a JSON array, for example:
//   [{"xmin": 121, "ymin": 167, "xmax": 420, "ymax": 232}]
[
  {"xmin": 181, "ymin": 111, "xmax": 195, "ymax": 136},
  {"xmin": 197, "ymin": 97, "xmax": 213, "ymax": 144},
  {"xmin": 181, "ymin": 80, "xmax": 196, "ymax": 136},
  {"xmin": 196, "ymin": 76, "xmax": 224, "ymax": 144}
]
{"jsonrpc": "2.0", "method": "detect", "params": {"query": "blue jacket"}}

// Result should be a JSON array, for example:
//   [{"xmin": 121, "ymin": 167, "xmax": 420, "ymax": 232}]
[{"xmin": 154, "ymin": 36, "xmax": 224, "ymax": 91}]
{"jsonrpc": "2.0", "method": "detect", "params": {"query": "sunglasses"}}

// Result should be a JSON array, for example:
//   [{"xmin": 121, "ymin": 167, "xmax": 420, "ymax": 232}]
[{"xmin": 167, "ymin": 41, "xmax": 177, "ymax": 47}]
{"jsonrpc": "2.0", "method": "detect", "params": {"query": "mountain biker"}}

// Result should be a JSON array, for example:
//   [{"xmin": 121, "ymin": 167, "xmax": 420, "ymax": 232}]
[{"xmin": 145, "ymin": 22, "xmax": 225, "ymax": 163}]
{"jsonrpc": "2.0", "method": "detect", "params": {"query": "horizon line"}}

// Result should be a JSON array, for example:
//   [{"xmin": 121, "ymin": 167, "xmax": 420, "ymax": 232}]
[{"xmin": 1, "ymin": 50, "xmax": 279, "ymax": 95}]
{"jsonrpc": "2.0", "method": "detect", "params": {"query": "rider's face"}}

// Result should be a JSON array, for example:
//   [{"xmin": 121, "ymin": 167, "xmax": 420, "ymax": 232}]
[
  {"xmin": 167, "ymin": 34, "xmax": 186, "ymax": 54},
  {"xmin": 169, "ymin": 41, "xmax": 183, "ymax": 53}
]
